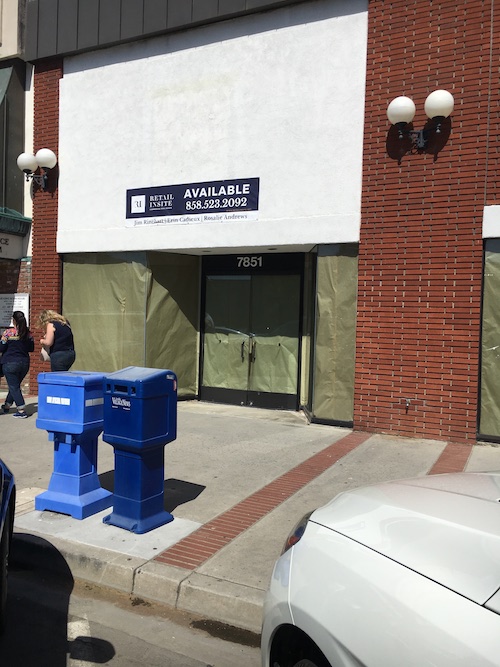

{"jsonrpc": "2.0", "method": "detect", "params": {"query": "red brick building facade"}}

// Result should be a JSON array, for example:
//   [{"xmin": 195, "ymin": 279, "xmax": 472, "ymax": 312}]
[
  {"xmin": 354, "ymin": 0, "xmax": 498, "ymax": 442},
  {"xmin": 25, "ymin": 1, "xmax": 500, "ymax": 443},
  {"xmin": 29, "ymin": 60, "xmax": 63, "ymax": 383}
]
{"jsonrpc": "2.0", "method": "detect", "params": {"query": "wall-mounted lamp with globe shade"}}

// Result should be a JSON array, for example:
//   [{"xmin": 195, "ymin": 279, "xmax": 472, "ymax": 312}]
[
  {"xmin": 17, "ymin": 148, "xmax": 58, "ymax": 190},
  {"xmin": 387, "ymin": 90, "xmax": 454, "ymax": 151}
]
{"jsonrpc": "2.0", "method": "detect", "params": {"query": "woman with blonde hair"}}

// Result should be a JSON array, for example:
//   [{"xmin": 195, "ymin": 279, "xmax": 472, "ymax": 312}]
[{"xmin": 38, "ymin": 309, "xmax": 75, "ymax": 371}]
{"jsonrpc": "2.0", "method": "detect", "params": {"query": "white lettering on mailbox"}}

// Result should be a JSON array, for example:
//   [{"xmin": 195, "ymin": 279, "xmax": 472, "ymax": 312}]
[
  {"xmin": 111, "ymin": 396, "xmax": 131, "ymax": 410},
  {"xmin": 47, "ymin": 396, "xmax": 71, "ymax": 405}
]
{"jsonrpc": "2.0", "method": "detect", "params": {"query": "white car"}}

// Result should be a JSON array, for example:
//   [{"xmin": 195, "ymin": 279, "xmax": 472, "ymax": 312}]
[{"xmin": 261, "ymin": 472, "xmax": 500, "ymax": 667}]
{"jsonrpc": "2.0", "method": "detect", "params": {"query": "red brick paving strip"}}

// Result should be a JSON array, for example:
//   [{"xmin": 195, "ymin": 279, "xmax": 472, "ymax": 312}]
[
  {"xmin": 155, "ymin": 431, "xmax": 371, "ymax": 570},
  {"xmin": 156, "ymin": 435, "xmax": 473, "ymax": 570},
  {"xmin": 428, "ymin": 441, "xmax": 473, "ymax": 475}
]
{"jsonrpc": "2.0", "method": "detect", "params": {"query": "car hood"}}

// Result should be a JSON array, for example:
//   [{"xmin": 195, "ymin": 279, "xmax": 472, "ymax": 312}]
[{"xmin": 310, "ymin": 472, "xmax": 500, "ymax": 604}]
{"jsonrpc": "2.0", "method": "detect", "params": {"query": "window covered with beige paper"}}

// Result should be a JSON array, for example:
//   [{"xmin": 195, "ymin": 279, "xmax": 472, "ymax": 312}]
[
  {"xmin": 312, "ymin": 246, "xmax": 357, "ymax": 423},
  {"xmin": 479, "ymin": 239, "xmax": 500, "ymax": 438},
  {"xmin": 62, "ymin": 252, "xmax": 199, "ymax": 397}
]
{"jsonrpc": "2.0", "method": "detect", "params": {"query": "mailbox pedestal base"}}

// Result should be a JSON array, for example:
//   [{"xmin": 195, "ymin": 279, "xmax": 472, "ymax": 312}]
[
  {"xmin": 103, "ymin": 447, "xmax": 173, "ymax": 534},
  {"xmin": 35, "ymin": 433, "xmax": 113, "ymax": 520}
]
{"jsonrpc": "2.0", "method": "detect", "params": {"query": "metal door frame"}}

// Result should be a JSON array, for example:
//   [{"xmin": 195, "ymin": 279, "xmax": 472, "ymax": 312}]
[{"xmin": 200, "ymin": 253, "xmax": 305, "ymax": 409}]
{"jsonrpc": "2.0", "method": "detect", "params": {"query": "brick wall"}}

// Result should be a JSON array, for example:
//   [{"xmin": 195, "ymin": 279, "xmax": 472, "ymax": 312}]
[
  {"xmin": 486, "ymin": 5, "xmax": 500, "ymax": 205},
  {"xmin": 355, "ymin": 1, "xmax": 495, "ymax": 442},
  {"xmin": 18, "ymin": 259, "xmax": 32, "ymax": 294},
  {"xmin": 29, "ymin": 59, "xmax": 63, "ymax": 392}
]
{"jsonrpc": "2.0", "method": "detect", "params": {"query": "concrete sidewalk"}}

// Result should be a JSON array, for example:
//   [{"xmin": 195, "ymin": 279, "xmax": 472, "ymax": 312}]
[{"xmin": 4, "ymin": 394, "xmax": 500, "ymax": 634}]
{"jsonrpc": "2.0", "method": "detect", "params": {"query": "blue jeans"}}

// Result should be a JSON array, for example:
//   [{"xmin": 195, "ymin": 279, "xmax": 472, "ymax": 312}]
[
  {"xmin": 50, "ymin": 350, "xmax": 76, "ymax": 372},
  {"xmin": 3, "ymin": 360, "xmax": 30, "ymax": 408}
]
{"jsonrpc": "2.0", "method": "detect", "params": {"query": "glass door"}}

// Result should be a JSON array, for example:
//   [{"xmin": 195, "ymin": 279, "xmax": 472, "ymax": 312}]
[
  {"xmin": 201, "ymin": 255, "xmax": 302, "ymax": 409},
  {"xmin": 202, "ymin": 274, "xmax": 252, "ymax": 401},
  {"xmin": 247, "ymin": 274, "xmax": 300, "ymax": 406}
]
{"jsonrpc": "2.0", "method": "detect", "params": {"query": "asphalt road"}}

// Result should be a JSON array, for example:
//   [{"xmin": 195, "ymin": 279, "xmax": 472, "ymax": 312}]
[{"xmin": 1, "ymin": 562, "xmax": 260, "ymax": 667}]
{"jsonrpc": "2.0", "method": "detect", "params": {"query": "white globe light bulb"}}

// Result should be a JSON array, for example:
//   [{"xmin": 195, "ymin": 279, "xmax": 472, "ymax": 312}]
[
  {"xmin": 17, "ymin": 152, "xmax": 38, "ymax": 173},
  {"xmin": 387, "ymin": 96, "xmax": 416, "ymax": 125},
  {"xmin": 424, "ymin": 90, "xmax": 454, "ymax": 120},
  {"xmin": 35, "ymin": 148, "xmax": 57, "ymax": 169}
]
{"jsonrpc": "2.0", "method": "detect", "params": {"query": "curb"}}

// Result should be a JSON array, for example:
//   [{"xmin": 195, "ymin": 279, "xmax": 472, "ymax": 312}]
[
  {"xmin": 11, "ymin": 528, "xmax": 264, "ymax": 634},
  {"xmin": 12, "ymin": 530, "xmax": 144, "ymax": 594}
]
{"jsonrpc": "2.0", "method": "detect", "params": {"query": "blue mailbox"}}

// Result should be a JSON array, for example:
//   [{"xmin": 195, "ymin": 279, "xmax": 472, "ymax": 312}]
[
  {"xmin": 102, "ymin": 366, "xmax": 177, "ymax": 534},
  {"xmin": 35, "ymin": 371, "xmax": 113, "ymax": 519}
]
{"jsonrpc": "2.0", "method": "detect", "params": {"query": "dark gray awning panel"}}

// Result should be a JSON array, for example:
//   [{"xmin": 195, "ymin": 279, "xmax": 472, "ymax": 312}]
[
  {"xmin": 0, "ymin": 208, "xmax": 31, "ymax": 236},
  {"xmin": 24, "ymin": 0, "xmax": 305, "ymax": 61},
  {"xmin": 0, "ymin": 67, "xmax": 12, "ymax": 100}
]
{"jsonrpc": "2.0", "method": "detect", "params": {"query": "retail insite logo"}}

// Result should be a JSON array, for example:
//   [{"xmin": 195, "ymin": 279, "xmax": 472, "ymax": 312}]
[{"xmin": 131, "ymin": 194, "xmax": 146, "ymax": 213}]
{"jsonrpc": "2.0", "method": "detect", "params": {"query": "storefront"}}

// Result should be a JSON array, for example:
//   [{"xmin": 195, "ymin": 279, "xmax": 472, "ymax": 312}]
[
  {"xmin": 62, "ymin": 244, "xmax": 357, "ymax": 425},
  {"xmin": 200, "ymin": 249, "xmax": 357, "ymax": 421},
  {"xmin": 41, "ymin": 1, "xmax": 366, "ymax": 424},
  {"xmin": 22, "ymin": 0, "xmax": 500, "ymax": 442}
]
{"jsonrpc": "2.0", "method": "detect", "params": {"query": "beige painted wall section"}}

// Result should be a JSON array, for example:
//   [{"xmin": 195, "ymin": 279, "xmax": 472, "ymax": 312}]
[
  {"xmin": 20, "ymin": 64, "xmax": 34, "ymax": 256},
  {"xmin": 0, "ymin": 0, "xmax": 21, "ymax": 60}
]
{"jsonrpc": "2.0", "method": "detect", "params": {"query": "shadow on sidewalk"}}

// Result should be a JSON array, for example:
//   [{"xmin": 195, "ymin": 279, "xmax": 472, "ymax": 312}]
[{"xmin": 98, "ymin": 472, "xmax": 206, "ymax": 513}]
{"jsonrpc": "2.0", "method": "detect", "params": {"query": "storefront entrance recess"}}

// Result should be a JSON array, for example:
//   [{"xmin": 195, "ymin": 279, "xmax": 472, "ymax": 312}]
[{"xmin": 201, "ymin": 254, "xmax": 303, "ymax": 410}]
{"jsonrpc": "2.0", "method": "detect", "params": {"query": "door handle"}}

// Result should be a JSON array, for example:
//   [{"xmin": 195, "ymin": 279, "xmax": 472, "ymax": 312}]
[
  {"xmin": 250, "ymin": 338, "xmax": 256, "ymax": 362},
  {"xmin": 241, "ymin": 339, "xmax": 245, "ymax": 362}
]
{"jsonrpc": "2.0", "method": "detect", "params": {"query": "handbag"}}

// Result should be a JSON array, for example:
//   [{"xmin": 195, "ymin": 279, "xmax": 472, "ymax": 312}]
[{"xmin": 40, "ymin": 345, "xmax": 50, "ymax": 362}]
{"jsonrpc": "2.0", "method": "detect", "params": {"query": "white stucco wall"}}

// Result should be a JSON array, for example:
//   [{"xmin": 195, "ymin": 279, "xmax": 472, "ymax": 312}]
[
  {"xmin": 57, "ymin": 0, "xmax": 367, "ymax": 255},
  {"xmin": 483, "ymin": 205, "xmax": 500, "ymax": 239}
]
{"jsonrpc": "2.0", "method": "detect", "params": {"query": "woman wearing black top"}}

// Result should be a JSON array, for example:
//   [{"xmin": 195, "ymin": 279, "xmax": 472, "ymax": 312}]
[
  {"xmin": 0, "ymin": 311, "xmax": 35, "ymax": 418},
  {"xmin": 38, "ymin": 309, "xmax": 76, "ymax": 372}
]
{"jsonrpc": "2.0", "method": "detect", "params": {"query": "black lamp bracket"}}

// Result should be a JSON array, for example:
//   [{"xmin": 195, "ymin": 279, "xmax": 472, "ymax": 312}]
[
  {"xmin": 396, "ymin": 117, "xmax": 444, "ymax": 152},
  {"xmin": 23, "ymin": 169, "xmax": 49, "ymax": 190}
]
